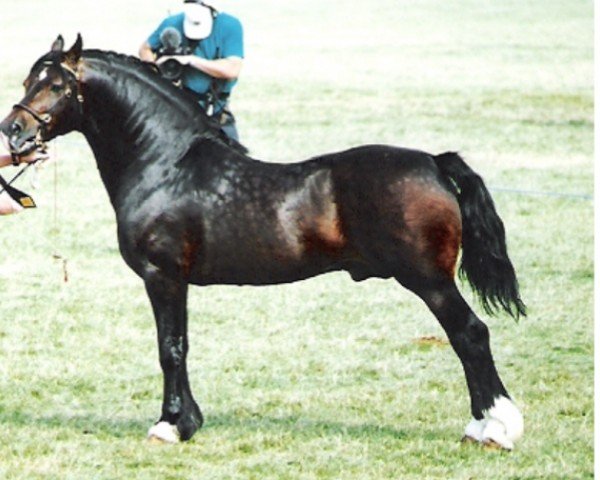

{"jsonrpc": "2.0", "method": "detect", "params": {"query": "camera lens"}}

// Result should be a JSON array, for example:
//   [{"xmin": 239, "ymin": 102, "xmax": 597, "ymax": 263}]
[{"xmin": 159, "ymin": 58, "xmax": 183, "ymax": 81}]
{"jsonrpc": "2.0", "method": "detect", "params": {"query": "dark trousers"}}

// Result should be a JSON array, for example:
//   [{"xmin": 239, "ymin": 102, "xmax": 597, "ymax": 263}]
[{"xmin": 213, "ymin": 108, "xmax": 239, "ymax": 142}]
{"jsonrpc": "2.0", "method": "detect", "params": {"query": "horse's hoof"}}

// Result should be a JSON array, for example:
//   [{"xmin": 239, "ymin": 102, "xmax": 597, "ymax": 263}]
[
  {"xmin": 461, "ymin": 433, "xmax": 510, "ymax": 451},
  {"xmin": 486, "ymin": 396, "xmax": 524, "ymax": 444},
  {"xmin": 481, "ymin": 396, "xmax": 524, "ymax": 450},
  {"xmin": 481, "ymin": 418, "xmax": 514, "ymax": 450},
  {"xmin": 482, "ymin": 438, "xmax": 508, "ymax": 451},
  {"xmin": 147, "ymin": 421, "xmax": 180, "ymax": 444},
  {"xmin": 461, "ymin": 435, "xmax": 479, "ymax": 445},
  {"xmin": 463, "ymin": 396, "xmax": 524, "ymax": 451}
]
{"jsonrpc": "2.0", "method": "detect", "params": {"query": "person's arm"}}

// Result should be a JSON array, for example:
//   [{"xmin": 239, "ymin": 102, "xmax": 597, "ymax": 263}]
[
  {"xmin": 140, "ymin": 16, "xmax": 172, "ymax": 63},
  {"xmin": 0, "ymin": 150, "xmax": 50, "ymax": 167},
  {"xmin": 0, "ymin": 154, "xmax": 12, "ymax": 168},
  {"xmin": 157, "ymin": 54, "xmax": 242, "ymax": 80}
]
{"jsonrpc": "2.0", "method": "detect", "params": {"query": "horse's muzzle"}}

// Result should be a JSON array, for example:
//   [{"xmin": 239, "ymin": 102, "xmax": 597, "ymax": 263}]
[{"xmin": 0, "ymin": 111, "xmax": 42, "ymax": 159}]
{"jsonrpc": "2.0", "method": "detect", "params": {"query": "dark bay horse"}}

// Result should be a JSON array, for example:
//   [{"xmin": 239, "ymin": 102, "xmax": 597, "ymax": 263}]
[{"xmin": 0, "ymin": 36, "xmax": 526, "ymax": 449}]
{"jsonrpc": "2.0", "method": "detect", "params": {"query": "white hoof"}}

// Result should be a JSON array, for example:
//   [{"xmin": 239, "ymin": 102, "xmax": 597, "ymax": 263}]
[
  {"xmin": 463, "ymin": 396, "xmax": 524, "ymax": 450},
  {"xmin": 482, "ymin": 418, "xmax": 515, "ymax": 450},
  {"xmin": 147, "ymin": 421, "xmax": 180, "ymax": 444}
]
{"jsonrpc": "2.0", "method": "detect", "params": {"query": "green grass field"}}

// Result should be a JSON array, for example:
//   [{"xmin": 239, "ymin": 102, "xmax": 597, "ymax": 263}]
[{"xmin": 0, "ymin": 0, "xmax": 593, "ymax": 478}]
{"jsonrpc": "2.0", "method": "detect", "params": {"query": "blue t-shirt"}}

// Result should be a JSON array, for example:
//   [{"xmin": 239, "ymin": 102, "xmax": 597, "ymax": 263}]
[{"xmin": 147, "ymin": 11, "xmax": 244, "ymax": 106}]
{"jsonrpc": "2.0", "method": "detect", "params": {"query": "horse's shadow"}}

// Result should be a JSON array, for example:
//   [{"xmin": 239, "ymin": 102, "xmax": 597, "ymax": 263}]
[
  {"xmin": 207, "ymin": 411, "xmax": 411, "ymax": 439},
  {"xmin": 0, "ymin": 406, "xmax": 149, "ymax": 439},
  {"xmin": 0, "ymin": 406, "xmax": 449, "ymax": 443}
]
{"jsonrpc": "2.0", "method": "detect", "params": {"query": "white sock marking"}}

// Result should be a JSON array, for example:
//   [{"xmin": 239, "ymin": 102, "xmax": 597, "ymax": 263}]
[
  {"xmin": 464, "ymin": 396, "xmax": 524, "ymax": 450},
  {"xmin": 147, "ymin": 421, "xmax": 180, "ymax": 444}
]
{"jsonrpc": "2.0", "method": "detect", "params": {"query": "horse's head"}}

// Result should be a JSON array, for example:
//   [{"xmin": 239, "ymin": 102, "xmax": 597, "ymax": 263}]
[{"xmin": 0, "ymin": 35, "xmax": 84, "ymax": 163}]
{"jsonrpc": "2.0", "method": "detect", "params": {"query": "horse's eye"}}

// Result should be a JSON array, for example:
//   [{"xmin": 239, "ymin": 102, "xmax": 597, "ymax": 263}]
[{"xmin": 50, "ymin": 84, "xmax": 63, "ymax": 93}]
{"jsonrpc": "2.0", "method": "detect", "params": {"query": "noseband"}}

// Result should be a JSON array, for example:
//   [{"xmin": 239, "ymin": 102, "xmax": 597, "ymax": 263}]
[{"xmin": 12, "ymin": 102, "xmax": 52, "ymax": 125}]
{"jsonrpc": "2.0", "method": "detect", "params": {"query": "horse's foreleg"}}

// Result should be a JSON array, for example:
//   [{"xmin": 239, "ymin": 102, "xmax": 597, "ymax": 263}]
[
  {"xmin": 144, "ymin": 270, "xmax": 203, "ymax": 442},
  {"xmin": 407, "ymin": 279, "xmax": 523, "ymax": 449}
]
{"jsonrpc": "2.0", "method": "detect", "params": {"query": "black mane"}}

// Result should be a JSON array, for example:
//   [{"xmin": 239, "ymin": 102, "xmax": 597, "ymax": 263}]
[{"xmin": 82, "ymin": 49, "xmax": 247, "ymax": 155}]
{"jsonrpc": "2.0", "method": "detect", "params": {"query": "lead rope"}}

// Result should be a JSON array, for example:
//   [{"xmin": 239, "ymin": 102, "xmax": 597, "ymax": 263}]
[
  {"xmin": 49, "ymin": 140, "xmax": 68, "ymax": 283},
  {"xmin": 0, "ymin": 162, "xmax": 35, "ymax": 193}
]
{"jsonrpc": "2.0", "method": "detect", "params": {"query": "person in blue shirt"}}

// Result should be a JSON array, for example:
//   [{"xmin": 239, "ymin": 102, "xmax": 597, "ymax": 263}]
[{"xmin": 139, "ymin": 0, "xmax": 244, "ymax": 141}]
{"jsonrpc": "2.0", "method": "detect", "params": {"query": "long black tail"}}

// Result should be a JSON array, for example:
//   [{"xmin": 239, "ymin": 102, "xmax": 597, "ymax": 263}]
[{"xmin": 433, "ymin": 152, "xmax": 526, "ymax": 319}]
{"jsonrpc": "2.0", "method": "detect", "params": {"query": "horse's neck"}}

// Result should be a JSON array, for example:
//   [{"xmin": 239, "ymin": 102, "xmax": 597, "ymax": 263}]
[{"xmin": 79, "ymin": 56, "xmax": 198, "ymax": 202}]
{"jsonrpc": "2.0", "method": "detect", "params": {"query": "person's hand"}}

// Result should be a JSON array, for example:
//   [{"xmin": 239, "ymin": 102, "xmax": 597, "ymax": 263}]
[{"xmin": 18, "ymin": 149, "xmax": 50, "ymax": 165}]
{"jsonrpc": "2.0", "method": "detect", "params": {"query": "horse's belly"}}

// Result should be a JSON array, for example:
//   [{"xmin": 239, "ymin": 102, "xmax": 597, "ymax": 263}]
[{"xmin": 189, "ymin": 247, "xmax": 341, "ymax": 286}]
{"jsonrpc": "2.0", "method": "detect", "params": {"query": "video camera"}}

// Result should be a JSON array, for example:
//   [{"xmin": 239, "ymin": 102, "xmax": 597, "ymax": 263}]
[{"xmin": 157, "ymin": 27, "xmax": 193, "ymax": 83}]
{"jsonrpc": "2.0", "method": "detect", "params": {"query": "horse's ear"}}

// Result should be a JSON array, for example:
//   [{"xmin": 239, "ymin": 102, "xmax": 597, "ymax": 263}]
[
  {"xmin": 51, "ymin": 35, "xmax": 64, "ymax": 52},
  {"xmin": 64, "ymin": 33, "xmax": 83, "ymax": 66}
]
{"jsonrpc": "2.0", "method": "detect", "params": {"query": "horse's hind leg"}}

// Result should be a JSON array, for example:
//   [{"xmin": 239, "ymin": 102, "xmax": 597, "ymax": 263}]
[
  {"xmin": 402, "ymin": 275, "xmax": 524, "ymax": 449},
  {"xmin": 144, "ymin": 270, "xmax": 203, "ymax": 443},
  {"xmin": 360, "ymin": 174, "xmax": 524, "ymax": 448}
]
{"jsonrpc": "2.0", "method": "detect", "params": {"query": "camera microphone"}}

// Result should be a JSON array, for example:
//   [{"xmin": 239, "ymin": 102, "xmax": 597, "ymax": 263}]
[
  {"xmin": 160, "ymin": 27, "xmax": 182, "ymax": 53},
  {"xmin": 157, "ymin": 27, "xmax": 193, "ymax": 83}
]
